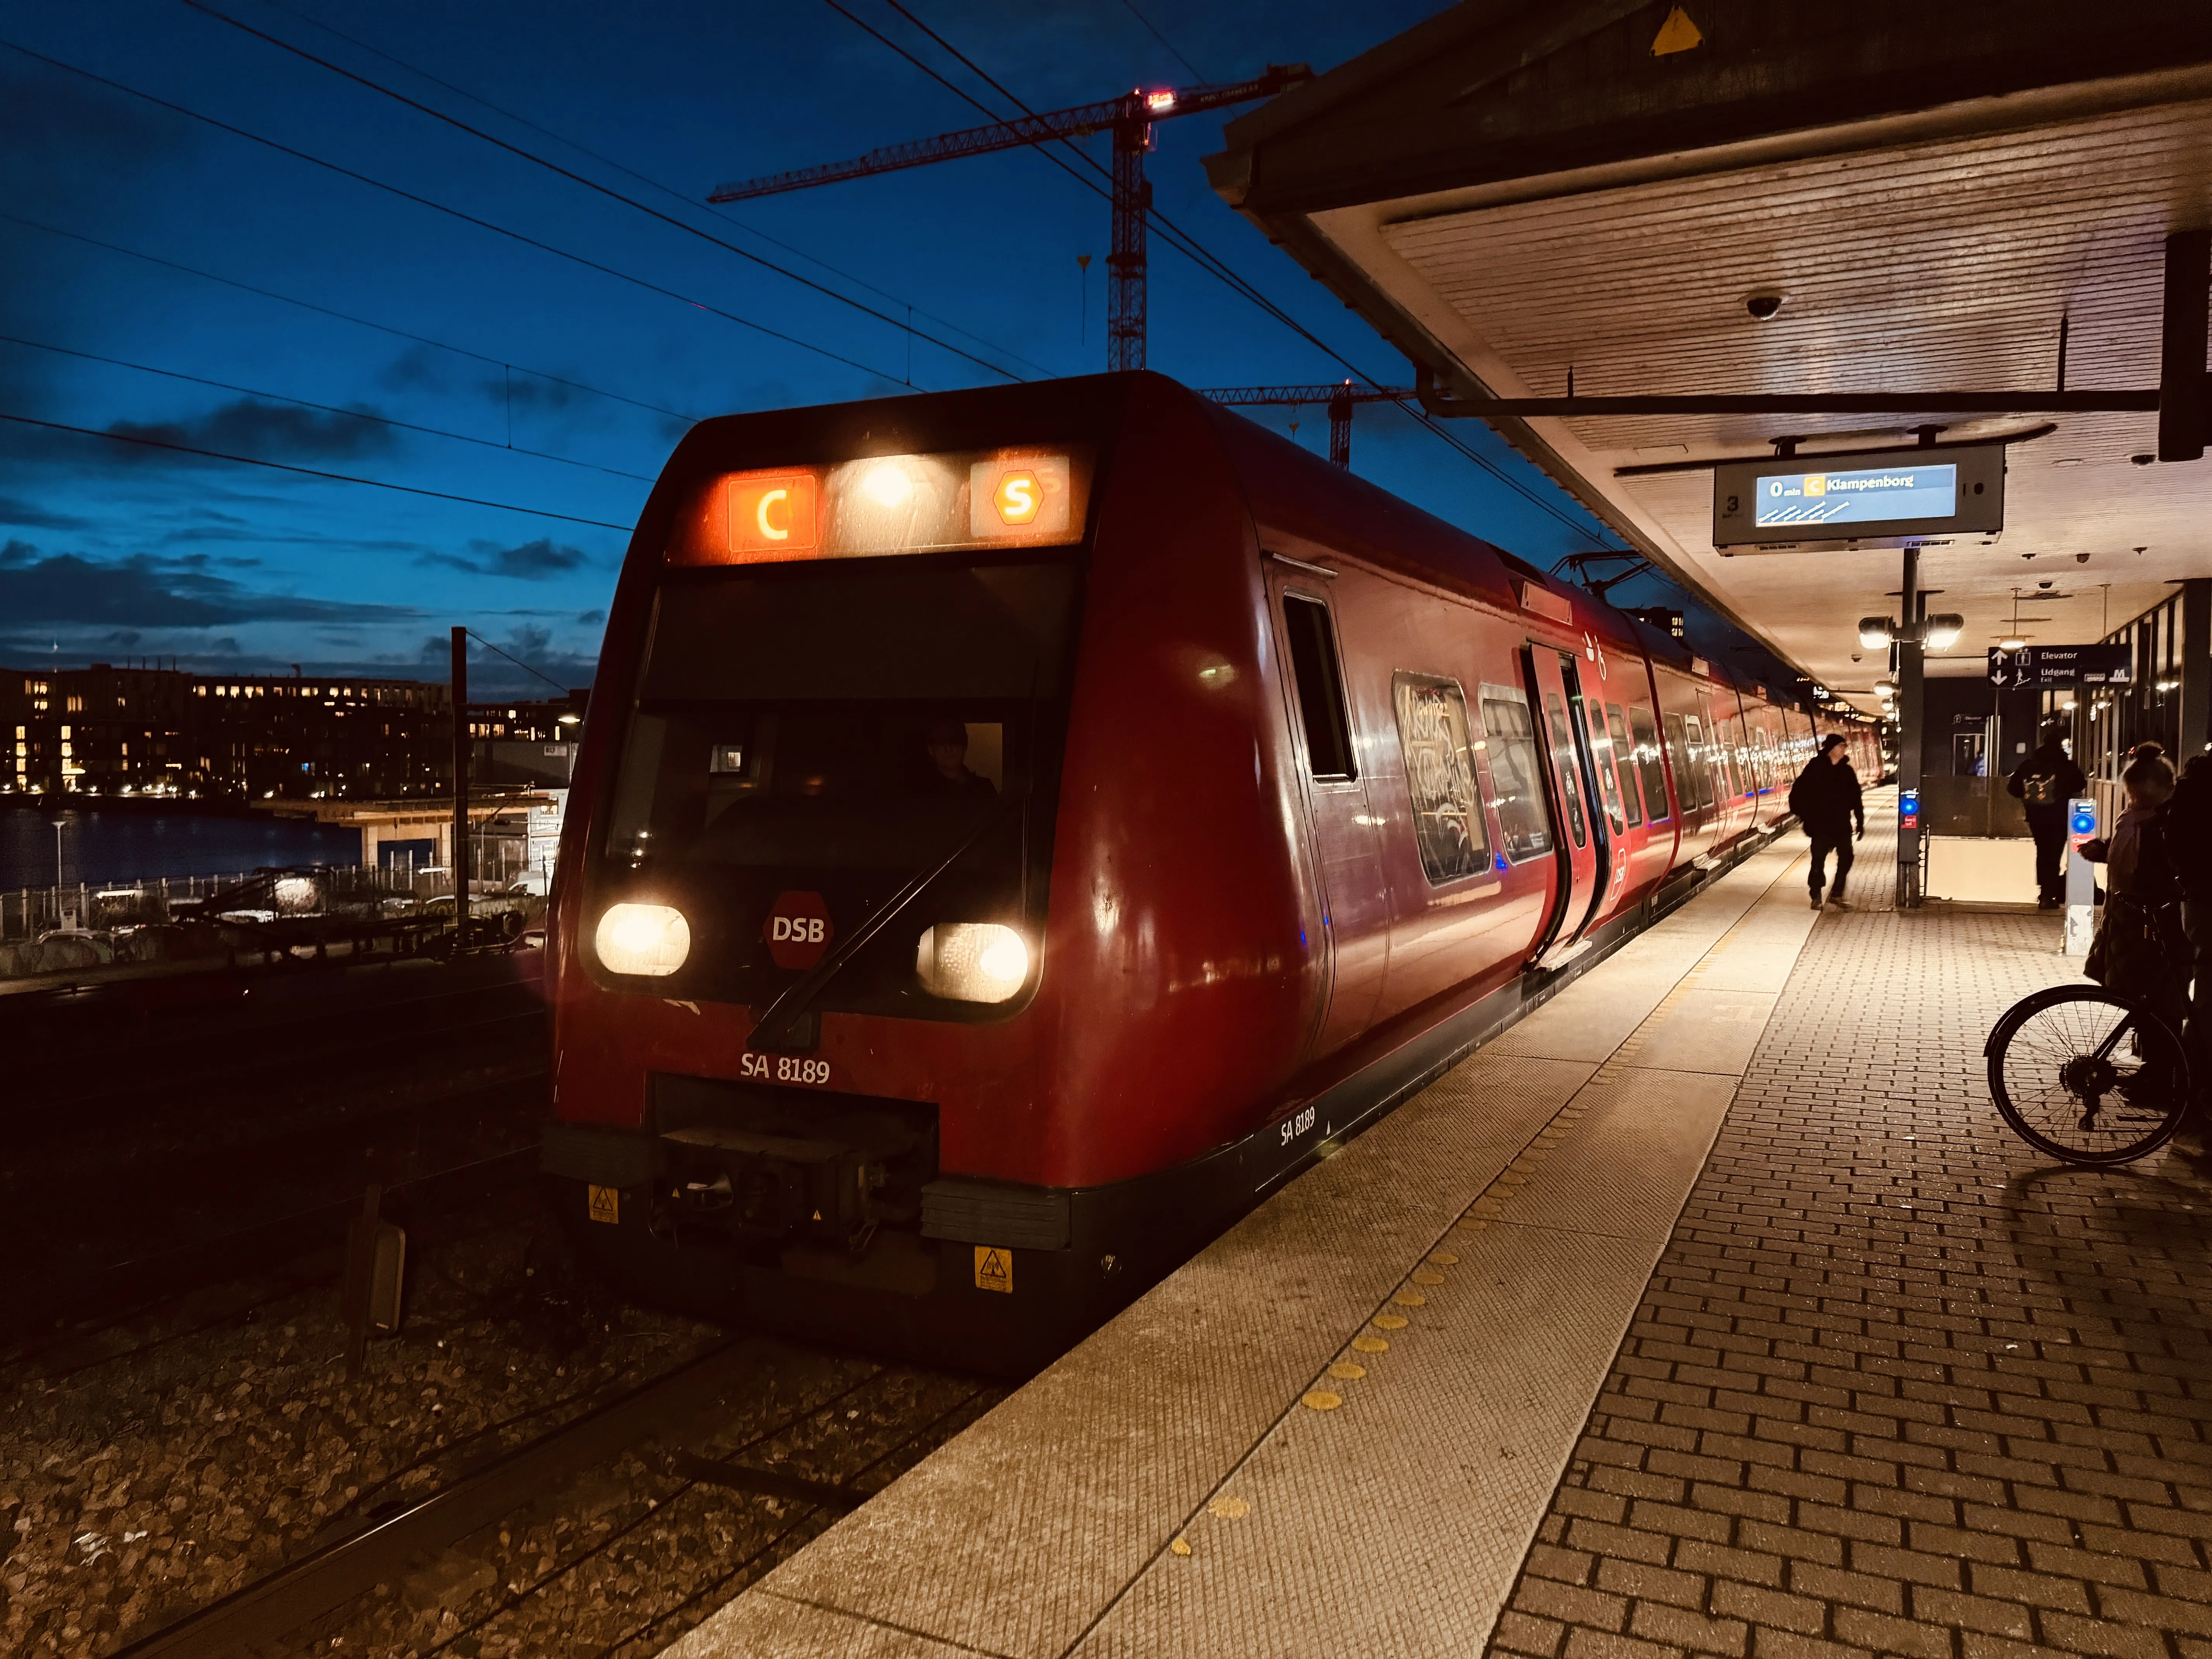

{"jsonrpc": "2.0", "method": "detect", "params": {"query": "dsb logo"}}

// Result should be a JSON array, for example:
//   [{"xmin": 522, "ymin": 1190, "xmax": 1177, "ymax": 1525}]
[{"xmin": 763, "ymin": 890, "xmax": 833, "ymax": 970}]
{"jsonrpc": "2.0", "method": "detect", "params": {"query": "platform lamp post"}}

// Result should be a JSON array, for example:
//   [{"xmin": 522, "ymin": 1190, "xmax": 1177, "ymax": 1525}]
[{"xmin": 451, "ymin": 626, "xmax": 469, "ymax": 939}]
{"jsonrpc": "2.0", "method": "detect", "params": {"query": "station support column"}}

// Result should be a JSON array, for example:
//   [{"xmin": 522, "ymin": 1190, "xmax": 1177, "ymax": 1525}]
[
  {"xmin": 2181, "ymin": 577, "xmax": 2211, "ymax": 762},
  {"xmin": 1895, "ymin": 548, "xmax": 1924, "ymax": 909}
]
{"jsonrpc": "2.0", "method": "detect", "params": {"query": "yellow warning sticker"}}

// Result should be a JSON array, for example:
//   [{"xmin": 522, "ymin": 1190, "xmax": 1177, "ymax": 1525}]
[
  {"xmin": 973, "ymin": 1245, "xmax": 1013, "ymax": 1294},
  {"xmin": 1651, "ymin": 5, "xmax": 1702, "ymax": 55},
  {"xmin": 587, "ymin": 1183, "xmax": 620, "ymax": 1225}
]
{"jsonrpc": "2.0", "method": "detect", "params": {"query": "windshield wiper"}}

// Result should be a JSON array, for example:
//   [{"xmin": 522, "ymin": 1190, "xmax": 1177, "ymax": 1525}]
[{"xmin": 747, "ymin": 797, "xmax": 1020, "ymax": 1053}]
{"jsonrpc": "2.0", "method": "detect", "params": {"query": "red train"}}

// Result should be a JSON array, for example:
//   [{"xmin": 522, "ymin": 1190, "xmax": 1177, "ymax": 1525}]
[{"xmin": 543, "ymin": 374, "xmax": 1881, "ymax": 1370}]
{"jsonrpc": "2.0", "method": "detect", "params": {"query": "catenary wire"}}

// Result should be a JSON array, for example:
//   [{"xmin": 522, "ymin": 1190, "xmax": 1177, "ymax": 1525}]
[
  {"xmin": 0, "ymin": 210, "xmax": 699, "ymax": 424},
  {"xmin": 464, "ymin": 629, "xmax": 571, "ymax": 694},
  {"xmin": 0, "ymin": 409, "xmax": 635, "ymax": 531},
  {"xmin": 253, "ymin": 0, "xmax": 1059, "ymax": 381},
  {"xmin": 1119, "ymin": 0, "xmax": 1208, "ymax": 81},
  {"xmin": 182, "ymin": 0, "xmax": 1033, "ymax": 386},
  {"xmin": 842, "ymin": 1, "xmax": 1606, "ymax": 538},
  {"xmin": 0, "ymin": 36, "xmax": 910, "ymax": 386},
  {"xmin": 0, "ymin": 331, "xmax": 658, "ymax": 483}
]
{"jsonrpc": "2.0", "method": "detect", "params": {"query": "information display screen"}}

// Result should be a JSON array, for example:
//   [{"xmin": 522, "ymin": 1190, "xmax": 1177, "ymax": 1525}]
[
  {"xmin": 1754, "ymin": 463, "xmax": 1956, "ymax": 529},
  {"xmin": 1712, "ymin": 442, "xmax": 2004, "ymax": 551}
]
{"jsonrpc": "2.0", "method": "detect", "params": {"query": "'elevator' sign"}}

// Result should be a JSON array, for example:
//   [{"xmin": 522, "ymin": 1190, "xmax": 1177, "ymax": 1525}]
[{"xmin": 1987, "ymin": 645, "xmax": 2133, "ymax": 689}]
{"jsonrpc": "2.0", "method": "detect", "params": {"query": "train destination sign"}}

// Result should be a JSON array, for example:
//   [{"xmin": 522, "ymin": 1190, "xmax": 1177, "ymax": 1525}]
[
  {"xmin": 1712, "ymin": 442, "xmax": 2005, "ymax": 551},
  {"xmin": 1988, "ymin": 644, "xmax": 2134, "ymax": 689}
]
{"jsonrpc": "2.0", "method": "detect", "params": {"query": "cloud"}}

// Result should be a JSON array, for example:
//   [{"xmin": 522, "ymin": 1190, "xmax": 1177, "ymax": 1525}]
[
  {"xmin": 0, "ymin": 495, "xmax": 89, "ymax": 530},
  {"xmin": 378, "ymin": 345, "xmax": 453, "ymax": 393},
  {"xmin": 418, "ymin": 536, "xmax": 590, "ymax": 580},
  {"xmin": 0, "ymin": 550, "xmax": 414, "ymax": 628},
  {"xmin": 103, "ymin": 399, "xmax": 399, "ymax": 464}
]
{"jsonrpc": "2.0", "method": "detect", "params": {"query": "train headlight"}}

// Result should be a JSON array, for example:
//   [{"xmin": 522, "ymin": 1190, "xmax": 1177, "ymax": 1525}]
[
  {"xmin": 916, "ymin": 922, "xmax": 1029, "ymax": 1003},
  {"xmin": 595, "ymin": 903, "xmax": 690, "ymax": 977}
]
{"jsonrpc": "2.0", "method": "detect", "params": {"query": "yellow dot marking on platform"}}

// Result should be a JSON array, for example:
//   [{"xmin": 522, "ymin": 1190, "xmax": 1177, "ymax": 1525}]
[
  {"xmin": 1302, "ymin": 1390, "xmax": 1343, "ymax": 1411},
  {"xmin": 1372, "ymin": 1313, "xmax": 1408, "ymax": 1330},
  {"xmin": 1206, "ymin": 1495, "xmax": 1249, "ymax": 1519},
  {"xmin": 1429, "ymin": 1251, "xmax": 1459, "ymax": 1266},
  {"xmin": 1412, "ymin": 1268, "xmax": 1445, "ymax": 1286},
  {"xmin": 1392, "ymin": 1290, "xmax": 1427, "ymax": 1307},
  {"xmin": 1352, "ymin": 1335, "xmax": 1389, "ymax": 1353},
  {"xmin": 1329, "ymin": 1361, "xmax": 1367, "ymax": 1381},
  {"xmin": 1170, "ymin": 1537, "xmax": 1191, "ymax": 1557}
]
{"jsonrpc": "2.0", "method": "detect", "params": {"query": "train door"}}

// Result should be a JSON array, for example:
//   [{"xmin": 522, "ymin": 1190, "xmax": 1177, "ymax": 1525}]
[
  {"xmin": 1522, "ymin": 644, "xmax": 1605, "ymax": 963},
  {"xmin": 1269, "ymin": 574, "xmax": 1390, "ymax": 1057}
]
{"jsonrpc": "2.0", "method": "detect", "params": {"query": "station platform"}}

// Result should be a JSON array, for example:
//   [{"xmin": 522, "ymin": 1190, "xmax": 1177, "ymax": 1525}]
[{"xmin": 667, "ymin": 807, "xmax": 2212, "ymax": 1659}]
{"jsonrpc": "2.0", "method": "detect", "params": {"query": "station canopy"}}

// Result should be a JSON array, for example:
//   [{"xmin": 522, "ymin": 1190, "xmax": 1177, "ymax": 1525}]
[{"xmin": 1208, "ymin": 0, "xmax": 2212, "ymax": 711}]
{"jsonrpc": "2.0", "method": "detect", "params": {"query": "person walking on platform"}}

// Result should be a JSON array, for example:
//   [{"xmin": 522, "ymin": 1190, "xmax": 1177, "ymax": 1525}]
[
  {"xmin": 1790, "ymin": 735, "xmax": 1864, "ymax": 911},
  {"xmin": 2008, "ymin": 733, "xmax": 2087, "ymax": 910}
]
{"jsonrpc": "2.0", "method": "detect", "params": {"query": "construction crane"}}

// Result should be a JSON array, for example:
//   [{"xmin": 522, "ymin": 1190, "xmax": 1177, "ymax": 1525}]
[
  {"xmin": 708, "ymin": 65, "xmax": 1310, "ymax": 373},
  {"xmin": 1202, "ymin": 382, "xmax": 1413, "ymax": 469}
]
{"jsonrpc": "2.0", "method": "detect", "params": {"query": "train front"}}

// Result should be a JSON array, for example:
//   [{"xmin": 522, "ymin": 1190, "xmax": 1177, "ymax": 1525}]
[{"xmin": 544, "ymin": 388, "xmax": 1123, "ymax": 1369}]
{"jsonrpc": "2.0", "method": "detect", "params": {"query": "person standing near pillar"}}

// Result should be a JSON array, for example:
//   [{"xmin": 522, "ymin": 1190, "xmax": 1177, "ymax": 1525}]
[
  {"xmin": 2008, "ymin": 732, "xmax": 2087, "ymax": 910},
  {"xmin": 1791, "ymin": 735, "xmax": 1865, "ymax": 910}
]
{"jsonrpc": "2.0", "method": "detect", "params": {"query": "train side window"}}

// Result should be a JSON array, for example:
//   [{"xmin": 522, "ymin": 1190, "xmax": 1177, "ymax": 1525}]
[
  {"xmin": 1543, "ymin": 691, "xmax": 1588, "ymax": 848},
  {"xmin": 1391, "ymin": 672, "xmax": 1492, "ymax": 883},
  {"xmin": 1666, "ymin": 712, "xmax": 1702, "ymax": 812},
  {"xmin": 1282, "ymin": 594, "xmax": 1357, "ymax": 780},
  {"xmin": 1604, "ymin": 703, "xmax": 1642, "ymax": 827},
  {"xmin": 1477, "ymin": 685, "xmax": 1554, "ymax": 863},
  {"xmin": 1630, "ymin": 705, "xmax": 1669, "ymax": 823},
  {"xmin": 1683, "ymin": 715, "xmax": 1717, "ymax": 810}
]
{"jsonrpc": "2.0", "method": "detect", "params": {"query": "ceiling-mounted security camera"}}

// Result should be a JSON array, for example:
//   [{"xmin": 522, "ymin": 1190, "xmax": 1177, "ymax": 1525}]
[
  {"xmin": 2076, "ymin": 552, "xmax": 2091, "ymax": 562},
  {"xmin": 2037, "ymin": 579, "xmax": 2054, "ymax": 589},
  {"xmin": 1745, "ymin": 293, "xmax": 1784, "ymax": 321}
]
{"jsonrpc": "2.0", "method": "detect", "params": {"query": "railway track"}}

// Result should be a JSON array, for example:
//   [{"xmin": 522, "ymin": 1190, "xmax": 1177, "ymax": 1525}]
[
  {"xmin": 12, "ymin": 1274, "xmax": 993, "ymax": 1659},
  {"xmin": 102, "ymin": 1340, "xmax": 994, "ymax": 1658}
]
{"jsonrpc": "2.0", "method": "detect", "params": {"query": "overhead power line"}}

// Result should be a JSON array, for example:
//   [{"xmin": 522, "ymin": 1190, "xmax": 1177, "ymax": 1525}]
[
  {"xmin": 0, "ymin": 332, "xmax": 658, "ymax": 482},
  {"xmin": 1, "ymin": 210, "xmax": 698, "ymax": 425},
  {"xmin": 1120, "ymin": 0, "xmax": 1208, "ymax": 81},
  {"xmin": 0, "ymin": 409, "xmax": 635, "ymax": 531},
  {"xmin": 0, "ymin": 36, "xmax": 909, "ymax": 385},
  {"xmin": 464, "ymin": 628, "xmax": 570, "ymax": 694},
  {"xmin": 182, "ymin": 0, "xmax": 1032, "ymax": 386},
  {"xmin": 837, "ymin": 1, "xmax": 1604, "ymax": 540},
  {"xmin": 257, "ymin": 0, "xmax": 1058, "ymax": 380}
]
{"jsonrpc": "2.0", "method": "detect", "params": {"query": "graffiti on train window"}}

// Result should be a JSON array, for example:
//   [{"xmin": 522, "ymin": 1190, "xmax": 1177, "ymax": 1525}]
[{"xmin": 1391, "ymin": 673, "xmax": 1492, "ymax": 884}]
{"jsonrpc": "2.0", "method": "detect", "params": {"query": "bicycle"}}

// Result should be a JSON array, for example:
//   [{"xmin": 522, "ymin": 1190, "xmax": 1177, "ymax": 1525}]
[{"xmin": 1985, "ymin": 984, "xmax": 2192, "ymax": 1164}]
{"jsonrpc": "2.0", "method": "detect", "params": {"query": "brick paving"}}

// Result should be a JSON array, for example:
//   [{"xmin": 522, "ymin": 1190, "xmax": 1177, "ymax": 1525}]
[{"xmin": 1488, "ymin": 824, "xmax": 2212, "ymax": 1659}]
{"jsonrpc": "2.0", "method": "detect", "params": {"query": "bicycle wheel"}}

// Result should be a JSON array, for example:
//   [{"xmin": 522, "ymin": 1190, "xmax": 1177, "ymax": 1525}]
[{"xmin": 1986, "ymin": 984, "xmax": 2190, "ymax": 1165}]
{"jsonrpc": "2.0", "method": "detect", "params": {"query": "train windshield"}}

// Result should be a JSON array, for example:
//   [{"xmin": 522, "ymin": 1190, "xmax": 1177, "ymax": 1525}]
[{"xmin": 589, "ymin": 558, "xmax": 1077, "ymax": 1018}]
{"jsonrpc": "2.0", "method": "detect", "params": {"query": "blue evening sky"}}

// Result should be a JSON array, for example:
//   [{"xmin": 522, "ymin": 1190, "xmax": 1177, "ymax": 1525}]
[{"xmin": 0, "ymin": 0, "xmax": 1621, "ymax": 697}]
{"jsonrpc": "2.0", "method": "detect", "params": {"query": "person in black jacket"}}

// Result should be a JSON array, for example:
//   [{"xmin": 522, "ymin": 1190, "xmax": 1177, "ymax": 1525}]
[
  {"xmin": 2007, "ymin": 733, "xmax": 2088, "ymax": 909},
  {"xmin": 1790, "ymin": 735, "xmax": 1865, "ymax": 911}
]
